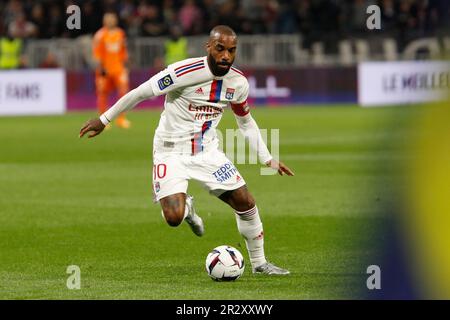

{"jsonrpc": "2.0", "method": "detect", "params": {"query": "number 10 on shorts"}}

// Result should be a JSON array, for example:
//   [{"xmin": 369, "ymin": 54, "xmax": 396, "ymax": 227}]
[{"xmin": 153, "ymin": 164, "xmax": 167, "ymax": 179}]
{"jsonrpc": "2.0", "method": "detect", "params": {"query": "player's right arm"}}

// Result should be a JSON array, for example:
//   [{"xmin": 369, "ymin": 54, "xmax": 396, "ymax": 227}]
[
  {"xmin": 79, "ymin": 62, "xmax": 189, "ymax": 138},
  {"xmin": 79, "ymin": 78, "xmax": 156, "ymax": 138}
]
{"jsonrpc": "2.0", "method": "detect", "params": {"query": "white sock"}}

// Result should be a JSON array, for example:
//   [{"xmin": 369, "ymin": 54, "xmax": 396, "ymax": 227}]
[{"xmin": 235, "ymin": 206, "xmax": 267, "ymax": 269}]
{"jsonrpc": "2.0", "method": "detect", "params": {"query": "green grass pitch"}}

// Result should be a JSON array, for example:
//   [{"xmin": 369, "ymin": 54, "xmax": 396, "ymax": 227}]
[{"xmin": 0, "ymin": 104, "xmax": 417, "ymax": 299}]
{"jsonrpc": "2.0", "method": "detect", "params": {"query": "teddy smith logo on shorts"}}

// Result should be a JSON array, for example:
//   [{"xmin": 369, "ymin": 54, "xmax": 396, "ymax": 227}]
[
  {"xmin": 188, "ymin": 104, "xmax": 223, "ymax": 120},
  {"xmin": 213, "ymin": 162, "xmax": 238, "ymax": 183}
]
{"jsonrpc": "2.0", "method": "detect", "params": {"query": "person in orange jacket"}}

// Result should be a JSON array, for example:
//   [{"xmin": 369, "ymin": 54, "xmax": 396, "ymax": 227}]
[{"xmin": 92, "ymin": 11, "xmax": 130, "ymax": 129}]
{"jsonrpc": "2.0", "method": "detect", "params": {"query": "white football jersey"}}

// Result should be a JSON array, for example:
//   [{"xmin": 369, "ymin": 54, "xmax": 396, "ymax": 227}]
[{"xmin": 148, "ymin": 56, "xmax": 250, "ymax": 155}]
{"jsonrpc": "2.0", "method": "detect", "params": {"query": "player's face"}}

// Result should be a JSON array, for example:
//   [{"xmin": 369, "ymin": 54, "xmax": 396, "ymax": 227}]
[
  {"xmin": 207, "ymin": 35, "xmax": 237, "ymax": 77},
  {"xmin": 103, "ymin": 13, "xmax": 118, "ymax": 29}
]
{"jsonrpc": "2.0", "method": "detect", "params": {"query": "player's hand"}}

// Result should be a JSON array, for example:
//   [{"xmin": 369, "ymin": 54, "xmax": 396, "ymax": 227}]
[
  {"xmin": 265, "ymin": 159, "xmax": 295, "ymax": 176},
  {"xmin": 79, "ymin": 118, "xmax": 105, "ymax": 139}
]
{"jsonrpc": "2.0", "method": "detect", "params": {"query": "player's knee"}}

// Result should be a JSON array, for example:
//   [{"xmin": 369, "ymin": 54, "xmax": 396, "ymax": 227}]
[
  {"xmin": 236, "ymin": 194, "xmax": 256, "ymax": 212},
  {"xmin": 162, "ymin": 208, "xmax": 184, "ymax": 227},
  {"xmin": 244, "ymin": 189, "xmax": 256, "ymax": 208},
  {"xmin": 248, "ymin": 198, "xmax": 256, "ymax": 210},
  {"xmin": 166, "ymin": 217, "xmax": 182, "ymax": 227},
  {"xmin": 243, "ymin": 199, "xmax": 256, "ymax": 211},
  {"xmin": 160, "ymin": 194, "xmax": 186, "ymax": 227}
]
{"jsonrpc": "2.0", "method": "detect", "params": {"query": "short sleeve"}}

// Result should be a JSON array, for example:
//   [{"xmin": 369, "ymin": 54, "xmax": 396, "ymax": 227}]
[
  {"xmin": 149, "ymin": 66, "xmax": 179, "ymax": 96},
  {"xmin": 231, "ymin": 78, "xmax": 250, "ymax": 116},
  {"xmin": 149, "ymin": 58, "xmax": 207, "ymax": 96}
]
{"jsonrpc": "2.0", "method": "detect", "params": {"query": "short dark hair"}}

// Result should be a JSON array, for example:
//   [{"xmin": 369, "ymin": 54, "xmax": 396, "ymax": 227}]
[{"xmin": 209, "ymin": 25, "xmax": 237, "ymax": 39}]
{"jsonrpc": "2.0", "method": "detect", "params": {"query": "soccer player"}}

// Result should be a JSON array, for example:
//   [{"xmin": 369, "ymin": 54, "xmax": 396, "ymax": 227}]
[
  {"xmin": 80, "ymin": 25, "xmax": 294, "ymax": 275},
  {"xmin": 92, "ymin": 12, "xmax": 130, "ymax": 129}
]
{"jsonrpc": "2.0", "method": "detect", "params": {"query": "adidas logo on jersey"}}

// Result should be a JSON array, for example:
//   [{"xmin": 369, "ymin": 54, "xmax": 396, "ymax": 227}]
[{"xmin": 195, "ymin": 87, "xmax": 204, "ymax": 95}]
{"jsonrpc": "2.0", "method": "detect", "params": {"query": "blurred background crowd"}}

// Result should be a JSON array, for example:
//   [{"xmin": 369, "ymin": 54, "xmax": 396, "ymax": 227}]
[
  {"xmin": 0, "ymin": 0, "xmax": 449, "ymax": 70},
  {"xmin": 1, "ymin": 0, "xmax": 449, "ymax": 41}
]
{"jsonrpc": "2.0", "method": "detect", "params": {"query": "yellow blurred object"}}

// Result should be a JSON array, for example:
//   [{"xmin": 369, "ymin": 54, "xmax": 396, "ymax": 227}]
[
  {"xmin": 0, "ymin": 37, "xmax": 22, "ymax": 69},
  {"xmin": 406, "ymin": 99, "xmax": 450, "ymax": 298}
]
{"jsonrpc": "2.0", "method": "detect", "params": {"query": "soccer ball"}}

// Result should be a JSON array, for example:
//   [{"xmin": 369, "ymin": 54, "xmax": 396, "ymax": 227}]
[{"xmin": 205, "ymin": 245, "xmax": 245, "ymax": 281}]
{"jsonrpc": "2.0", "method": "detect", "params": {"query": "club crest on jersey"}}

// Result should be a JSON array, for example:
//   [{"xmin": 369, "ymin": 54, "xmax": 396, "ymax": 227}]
[
  {"xmin": 225, "ymin": 88, "xmax": 235, "ymax": 100},
  {"xmin": 158, "ymin": 74, "xmax": 173, "ymax": 90},
  {"xmin": 154, "ymin": 182, "xmax": 160, "ymax": 193}
]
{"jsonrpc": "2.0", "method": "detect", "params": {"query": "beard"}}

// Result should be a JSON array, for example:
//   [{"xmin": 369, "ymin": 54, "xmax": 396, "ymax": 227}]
[{"xmin": 207, "ymin": 54, "xmax": 232, "ymax": 77}]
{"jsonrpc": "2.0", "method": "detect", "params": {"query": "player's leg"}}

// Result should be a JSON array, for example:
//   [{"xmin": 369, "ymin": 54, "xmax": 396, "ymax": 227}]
[
  {"xmin": 191, "ymin": 149, "xmax": 288, "ymax": 275},
  {"xmin": 218, "ymin": 184, "xmax": 255, "ymax": 211},
  {"xmin": 218, "ymin": 186, "xmax": 290, "ymax": 275},
  {"xmin": 153, "ymin": 153, "xmax": 204, "ymax": 236},
  {"xmin": 218, "ymin": 186, "xmax": 265, "ymax": 269},
  {"xmin": 158, "ymin": 193, "xmax": 203, "ymax": 236},
  {"xmin": 159, "ymin": 192, "xmax": 186, "ymax": 226},
  {"xmin": 114, "ymin": 70, "xmax": 131, "ymax": 128}
]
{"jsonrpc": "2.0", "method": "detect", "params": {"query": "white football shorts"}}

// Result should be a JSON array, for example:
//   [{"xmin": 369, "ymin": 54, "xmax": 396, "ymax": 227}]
[{"xmin": 152, "ymin": 148, "xmax": 246, "ymax": 202}]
